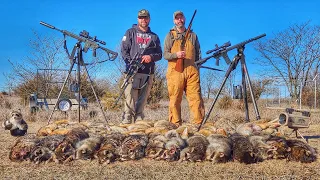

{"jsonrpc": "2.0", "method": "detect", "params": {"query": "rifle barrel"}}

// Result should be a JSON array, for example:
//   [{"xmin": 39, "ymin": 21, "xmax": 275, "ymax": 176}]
[
  {"xmin": 197, "ymin": 33, "xmax": 266, "ymax": 66},
  {"xmin": 190, "ymin": 10, "xmax": 197, "ymax": 23},
  {"xmin": 226, "ymin": 33, "xmax": 266, "ymax": 52},
  {"xmin": 40, "ymin": 21, "xmax": 55, "ymax": 29}
]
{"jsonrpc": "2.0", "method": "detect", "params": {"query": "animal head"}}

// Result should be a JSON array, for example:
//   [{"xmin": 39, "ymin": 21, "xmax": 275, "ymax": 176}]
[
  {"xmin": 161, "ymin": 138, "xmax": 185, "ymax": 161},
  {"xmin": 10, "ymin": 110, "xmax": 23, "ymax": 121},
  {"xmin": 95, "ymin": 144, "xmax": 118, "ymax": 164},
  {"xmin": 266, "ymin": 138, "xmax": 291, "ymax": 159},
  {"xmin": 74, "ymin": 137, "xmax": 102, "ymax": 160},
  {"xmin": 179, "ymin": 146, "xmax": 207, "ymax": 162},
  {"xmin": 75, "ymin": 147, "xmax": 93, "ymax": 160},
  {"xmin": 30, "ymin": 147, "xmax": 54, "ymax": 164},
  {"xmin": 54, "ymin": 141, "xmax": 75, "ymax": 163},
  {"xmin": 205, "ymin": 145, "xmax": 230, "ymax": 163},
  {"xmin": 161, "ymin": 145, "xmax": 180, "ymax": 161},
  {"xmin": 119, "ymin": 135, "xmax": 148, "ymax": 161}
]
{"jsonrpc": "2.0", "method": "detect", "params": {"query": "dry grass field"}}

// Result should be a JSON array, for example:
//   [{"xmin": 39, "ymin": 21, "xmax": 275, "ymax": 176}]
[{"xmin": 0, "ymin": 96, "xmax": 319, "ymax": 180}]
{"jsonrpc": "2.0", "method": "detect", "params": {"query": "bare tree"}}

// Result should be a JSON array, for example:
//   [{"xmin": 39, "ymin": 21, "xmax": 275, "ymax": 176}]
[
  {"xmin": 255, "ymin": 21, "xmax": 320, "ymax": 100},
  {"xmin": 201, "ymin": 69, "xmax": 220, "ymax": 99},
  {"xmin": 6, "ymin": 30, "xmax": 66, "ymax": 98}
]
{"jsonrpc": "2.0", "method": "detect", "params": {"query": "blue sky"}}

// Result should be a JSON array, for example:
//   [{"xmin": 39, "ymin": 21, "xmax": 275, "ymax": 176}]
[{"xmin": 0, "ymin": 0, "xmax": 319, "ymax": 91}]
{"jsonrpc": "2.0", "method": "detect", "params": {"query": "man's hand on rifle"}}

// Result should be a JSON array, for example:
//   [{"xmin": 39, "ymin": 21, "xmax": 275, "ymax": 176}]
[
  {"xmin": 176, "ymin": 51, "xmax": 186, "ymax": 58},
  {"xmin": 141, "ymin": 55, "xmax": 152, "ymax": 63}
]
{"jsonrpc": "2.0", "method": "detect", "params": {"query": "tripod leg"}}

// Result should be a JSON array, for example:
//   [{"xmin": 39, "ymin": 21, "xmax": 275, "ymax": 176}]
[
  {"xmin": 297, "ymin": 130, "xmax": 308, "ymax": 143},
  {"xmin": 241, "ymin": 56, "xmax": 261, "ymax": 120},
  {"xmin": 198, "ymin": 55, "xmax": 240, "ymax": 130},
  {"xmin": 77, "ymin": 48, "xmax": 82, "ymax": 123},
  {"xmin": 241, "ymin": 58, "xmax": 250, "ymax": 122},
  {"xmin": 83, "ymin": 65, "xmax": 111, "ymax": 131},
  {"xmin": 47, "ymin": 60, "xmax": 75, "ymax": 124}
]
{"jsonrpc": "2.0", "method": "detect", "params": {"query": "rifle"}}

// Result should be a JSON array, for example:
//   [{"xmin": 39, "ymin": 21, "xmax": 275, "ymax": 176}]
[
  {"xmin": 39, "ymin": 21, "xmax": 118, "ymax": 63},
  {"xmin": 195, "ymin": 34, "xmax": 266, "ymax": 67},
  {"xmin": 197, "ymin": 34, "xmax": 266, "ymax": 131},
  {"xmin": 175, "ymin": 10, "xmax": 197, "ymax": 73},
  {"xmin": 113, "ymin": 44, "xmax": 151, "ymax": 107}
]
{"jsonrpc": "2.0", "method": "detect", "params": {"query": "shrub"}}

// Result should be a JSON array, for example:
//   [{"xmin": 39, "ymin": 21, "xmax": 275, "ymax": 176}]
[
  {"xmin": 218, "ymin": 96, "xmax": 233, "ymax": 109},
  {"xmin": 101, "ymin": 91, "xmax": 122, "ymax": 111}
]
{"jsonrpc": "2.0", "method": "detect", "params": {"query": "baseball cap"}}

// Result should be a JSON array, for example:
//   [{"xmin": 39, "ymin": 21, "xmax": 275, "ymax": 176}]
[
  {"xmin": 138, "ymin": 9, "xmax": 150, "ymax": 17},
  {"xmin": 173, "ymin": 10, "xmax": 184, "ymax": 19}
]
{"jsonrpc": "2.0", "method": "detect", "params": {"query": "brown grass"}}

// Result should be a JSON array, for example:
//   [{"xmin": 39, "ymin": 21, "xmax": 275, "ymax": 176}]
[{"xmin": 0, "ymin": 96, "xmax": 319, "ymax": 179}]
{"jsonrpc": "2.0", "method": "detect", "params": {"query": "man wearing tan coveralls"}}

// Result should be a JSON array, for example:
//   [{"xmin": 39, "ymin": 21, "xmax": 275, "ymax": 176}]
[{"xmin": 163, "ymin": 10, "xmax": 205, "ymax": 127}]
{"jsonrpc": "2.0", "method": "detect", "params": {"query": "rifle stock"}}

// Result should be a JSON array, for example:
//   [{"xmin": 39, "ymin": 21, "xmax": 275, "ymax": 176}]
[
  {"xmin": 175, "ymin": 58, "xmax": 184, "ymax": 73},
  {"xmin": 174, "ymin": 10, "xmax": 197, "ymax": 73}
]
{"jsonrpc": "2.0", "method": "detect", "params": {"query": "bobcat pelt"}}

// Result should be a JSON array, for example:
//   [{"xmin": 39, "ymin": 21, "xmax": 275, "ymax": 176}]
[
  {"xmin": 95, "ymin": 133, "xmax": 126, "ymax": 164},
  {"xmin": 180, "ymin": 135, "xmax": 209, "ymax": 162},
  {"xmin": 119, "ymin": 134, "xmax": 148, "ymax": 161},
  {"xmin": 53, "ymin": 141, "xmax": 75, "ymax": 163},
  {"xmin": 30, "ymin": 146, "xmax": 55, "ymax": 164},
  {"xmin": 9, "ymin": 134, "xmax": 41, "ymax": 162},
  {"xmin": 75, "ymin": 136, "xmax": 102, "ymax": 160},
  {"xmin": 265, "ymin": 136, "xmax": 291, "ymax": 160},
  {"xmin": 29, "ymin": 135, "xmax": 65, "ymax": 164},
  {"xmin": 2, "ymin": 110, "xmax": 28, "ymax": 136},
  {"xmin": 286, "ymin": 139, "xmax": 317, "ymax": 163},
  {"xmin": 161, "ymin": 130, "xmax": 186, "ymax": 161},
  {"xmin": 205, "ymin": 134, "xmax": 232, "ymax": 163},
  {"xmin": 53, "ymin": 128, "xmax": 89, "ymax": 163}
]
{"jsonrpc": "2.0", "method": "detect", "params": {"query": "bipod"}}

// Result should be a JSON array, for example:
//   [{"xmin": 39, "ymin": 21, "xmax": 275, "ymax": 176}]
[
  {"xmin": 198, "ymin": 46, "xmax": 260, "ymax": 131},
  {"xmin": 47, "ymin": 41, "xmax": 111, "ymax": 131}
]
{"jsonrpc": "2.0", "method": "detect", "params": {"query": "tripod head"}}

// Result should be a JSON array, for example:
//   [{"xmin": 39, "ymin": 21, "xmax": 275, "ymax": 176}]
[
  {"xmin": 196, "ymin": 34, "xmax": 266, "ymax": 67},
  {"xmin": 40, "ymin": 21, "xmax": 118, "ymax": 64}
]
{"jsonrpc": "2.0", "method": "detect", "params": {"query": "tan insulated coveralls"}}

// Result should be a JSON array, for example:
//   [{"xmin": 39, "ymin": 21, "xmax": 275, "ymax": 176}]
[{"xmin": 164, "ymin": 29, "xmax": 205, "ymax": 126}]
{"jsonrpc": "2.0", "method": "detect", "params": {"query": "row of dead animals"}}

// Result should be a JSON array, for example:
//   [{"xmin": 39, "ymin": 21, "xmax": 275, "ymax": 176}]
[{"xmin": 9, "ymin": 126, "xmax": 317, "ymax": 164}]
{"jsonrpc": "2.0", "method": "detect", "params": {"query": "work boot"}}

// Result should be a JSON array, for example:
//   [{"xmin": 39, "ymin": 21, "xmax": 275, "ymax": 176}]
[
  {"xmin": 135, "ymin": 116, "xmax": 143, "ymax": 122},
  {"xmin": 121, "ymin": 119, "xmax": 132, "ymax": 124}
]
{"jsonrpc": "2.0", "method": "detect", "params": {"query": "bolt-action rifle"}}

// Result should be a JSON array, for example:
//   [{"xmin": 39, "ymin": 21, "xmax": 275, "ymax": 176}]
[{"xmin": 175, "ymin": 10, "xmax": 197, "ymax": 73}]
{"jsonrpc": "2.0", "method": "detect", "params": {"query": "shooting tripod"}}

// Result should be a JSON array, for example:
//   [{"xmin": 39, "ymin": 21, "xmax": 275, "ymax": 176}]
[
  {"xmin": 40, "ymin": 22, "xmax": 118, "ymax": 129},
  {"xmin": 47, "ymin": 41, "xmax": 109, "ymax": 127},
  {"xmin": 199, "ymin": 46, "xmax": 261, "ymax": 129}
]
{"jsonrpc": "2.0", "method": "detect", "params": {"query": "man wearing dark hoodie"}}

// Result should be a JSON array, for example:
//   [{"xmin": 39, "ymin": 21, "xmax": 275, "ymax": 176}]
[{"xmin": 121, "ymin": 9, "xmax": 162, "ymax": 124}]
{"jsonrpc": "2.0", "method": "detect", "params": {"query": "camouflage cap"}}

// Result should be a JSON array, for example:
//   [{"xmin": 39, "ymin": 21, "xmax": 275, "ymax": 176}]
[
  {"xmin": 173, "ymin": 10, "xmax": 184, "ymax": 19},
  {"xmin": 138, "ymin": 9, "xmax": 150, "ymax": 17}
]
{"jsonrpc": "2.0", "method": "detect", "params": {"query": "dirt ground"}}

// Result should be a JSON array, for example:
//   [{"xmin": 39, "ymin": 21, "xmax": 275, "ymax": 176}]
[{"xmin": 0, "ymin": 97, "xmax": 319, "ymax": 180}]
